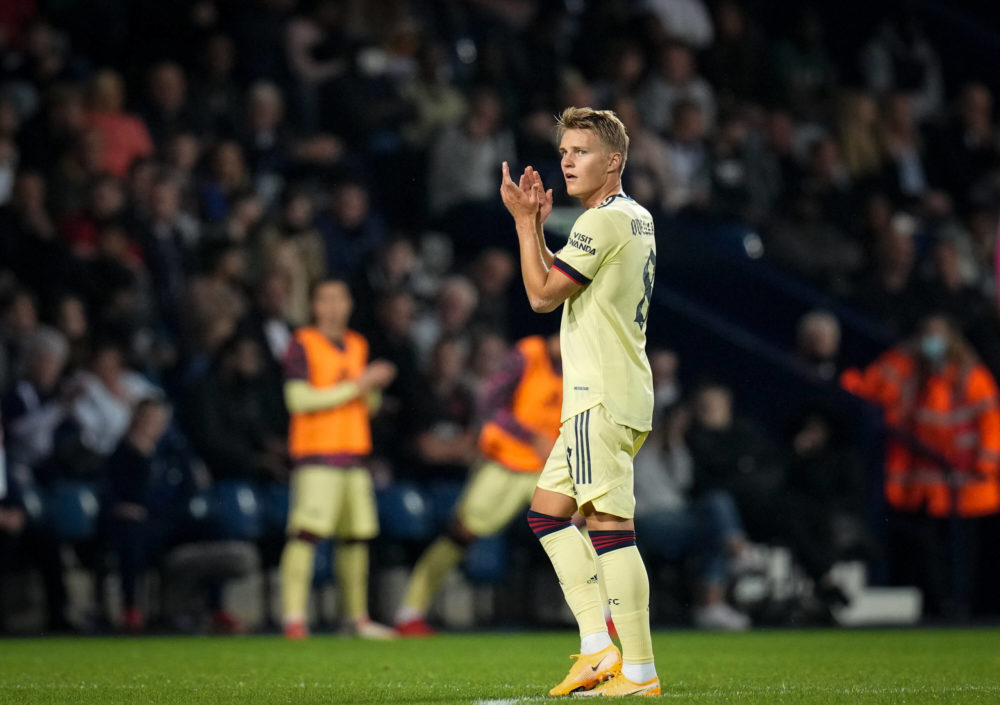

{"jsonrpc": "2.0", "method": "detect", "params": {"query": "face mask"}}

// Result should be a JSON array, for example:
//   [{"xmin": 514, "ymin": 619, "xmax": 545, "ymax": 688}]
[{"xmin": 920, "ymin": 335, "xmax": 948, "ymax": 362}]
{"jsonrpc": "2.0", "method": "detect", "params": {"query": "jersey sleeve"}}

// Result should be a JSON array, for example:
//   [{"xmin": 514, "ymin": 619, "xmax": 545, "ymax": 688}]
[
  {"xmin": 552, "ymin": 208, "xmax": 620, "ymax": 286},
  {"xmin": 282, "ymin": 340, "xmax": 309, "ymax": 382}
]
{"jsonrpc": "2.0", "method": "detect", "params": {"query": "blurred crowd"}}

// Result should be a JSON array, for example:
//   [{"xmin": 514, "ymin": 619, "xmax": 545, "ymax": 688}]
[{"xmin": 1, "ymin": 0, "xmax": 1000, "ymax": 632}]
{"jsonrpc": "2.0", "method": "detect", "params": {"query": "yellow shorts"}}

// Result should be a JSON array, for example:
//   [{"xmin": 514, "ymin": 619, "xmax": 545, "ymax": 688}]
[
  {"xmin": 456, "ymin": 460, "xmax": 539, "ymax": 536},
  {"xmin": 536, "ymin": 404, "xmax": 648, "ymax": 519},
  {"xmin": 286, "ymin": 465, "xmax": 379, "ymax": 540}
]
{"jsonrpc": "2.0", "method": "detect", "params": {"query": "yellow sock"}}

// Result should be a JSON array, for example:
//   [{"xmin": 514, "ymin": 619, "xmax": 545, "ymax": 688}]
[
  {"xmin": 539, "ymin": 526, "xmax": 606, "ymax": 639},
  {"xmin": 280, "ymin": 538, "xmax": 316, "ymax": 622},
  {"xmin": 597, "ymin": 545, "xmax": 654, "ymax": 664},
  {"xmin": 400, "ymin": 536, "xmax": 465, "ymax": 616},
  {"xmin": 337, "ymin": 541, "xmax": 370, "ymax": 621},
  {"xmin": 579, "ymin": 526, "xmax": 612, "ymax": 619}
]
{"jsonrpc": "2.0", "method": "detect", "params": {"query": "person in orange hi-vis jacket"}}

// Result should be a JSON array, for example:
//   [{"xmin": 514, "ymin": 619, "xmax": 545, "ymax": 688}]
[{"xmin": 841, "ymin": 313, "xmax": 1000, "ymax": 616}]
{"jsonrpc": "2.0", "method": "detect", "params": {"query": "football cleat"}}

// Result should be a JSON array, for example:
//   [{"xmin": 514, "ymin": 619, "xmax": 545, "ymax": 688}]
[
  {"xmin": 395, "ymin": 617, "xmax": 437, "ymax": 637},
  {"xmin": 210, "ymin": 609, "xmax": 247, "ymax": 635},
  {"xmin": 549, "ymin": 644, "xmax": 621, "ymax": 696},
  {"xmin": 283, "ymin": 619, "xmax": 308, "ymax": 640},
  {"xmin": 575, "ymin": 671, "xmax": 661, "ymax": 697},
  {"xmin": 348, "ymin": 617, "xmax": 398, "ymax": 640}
]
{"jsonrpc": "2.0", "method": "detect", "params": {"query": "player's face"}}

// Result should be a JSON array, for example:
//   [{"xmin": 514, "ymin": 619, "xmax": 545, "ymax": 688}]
[
  {"xmin": 559, "ymin": 128, "xmax": 618, "ymax": 201},
  {"xmin": 311, "ymin": 281, "xmax": 353, "ymax": 329}
]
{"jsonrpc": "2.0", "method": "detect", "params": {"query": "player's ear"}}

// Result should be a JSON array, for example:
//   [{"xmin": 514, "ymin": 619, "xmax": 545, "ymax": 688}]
[{"xmin": 607, "ymin": 152, "xmax": 622, "ymax": 174}]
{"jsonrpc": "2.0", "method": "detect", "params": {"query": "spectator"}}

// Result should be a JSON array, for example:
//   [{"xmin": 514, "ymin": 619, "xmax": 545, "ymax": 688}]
[
  {"xmin": 427, "ymin": 88, "xmax": 515, "ymax": 217},
  {"xmin": 793, "ymin": 310, "xmax": 842, "ymax": 382},
  {"xmin": 178, "ymin": 241, "xmax": 248, "ymax": 357},
  {"xmin": 925, "ymin": 83, "xmax": 999, "ymax": 211},
  {"xmin": 50, "ymin": 292, "xmax": 90, "ymax": 373},
  {"xmin": 470, "ymin": 248, "xmax": 516, "ymax": 335},
  {"xmin": 68, "ymin": 340, "xmax": 160, "ymax": 468},
  {"xmin": 634, "ymin": 404, "xmax": 751, "ymax": 630},
  {"xmin": 284, "ymin": 0, "xmax": 350, "ymax": 132},
  {"xmin": 851, "ymin": 212, "xmax": 923, "ymax": 336},
  {"xmin": 781, "ymin": 406, "xmax": 868, "ymax": 608},
  {"xmin": 0, "ymin": 288, "xmax": 42, "ymax": 390},
  {"xmin": 84, "ymin": 70, "xmax": 154, "ymax": 179},
  {"xmin": 663, "ymin": 100, "xmax": 711, "ymax": 213},
  {"xmin": 842, "ymin": 314, "xmax": 1000, "ymax": 616},
  {"xmin": 136, "ymin": 173, "xmax": 201, "ymax": 323},
  {"xmin": 860, "ymin": 7, "xmax": 944, "ymax": 122},
  {"xmin": 466, "ymin": 330, "xmax": 509, "ymax": 399},
  {"xmin": 352, "ymin": 237, "xmax": 418, "ymax": 330},
  {"xmin": 769, "ymin": 8, "xmax": 836, "ymax": 121},
  {"xmin": 709, "ymin": 109, "xmax": 776, "ymax": 224},
  {"xmin": 685, "ymin": 381, "xmax": 785, "ymax": 545},
  {"xmin": 199, "ymin": 139, "xmax": 252, "ymax": 223},
  {"xmin": 102, "ymin": 396, "xmax": 172, "ymax": 630},
  {"xmin": 239, "ymin": 81, "xmax": 292, "ymax": 206},
  {"xmin": 878, "ymin": 91, "xmax": 930, "ymax": 203},
  {"xmin": 834, "ymin": 91, "xmax": 886, "ymax": 192},
  {"xmin": 238, "ymin": 272, "xmax": 295, "ymax": 377},
  {"xmin": 637, "ymin": 42, "xmax": 716, "ymax": 136},
  {"xmin": 316, "ymin": 178, "xmax": 386, "ymax": 280},
  {"xmin": 639, "ymin": 0, "xmax": 714, "ymax": 49},
  {"xmin": 397, "ymin": 40, "xmax": 467, "ymax": 150},
  {"xmin": 254, "ymin": 188, "xmax": 326, "ymax": 326},
  {"xmin": 140, "ymin": 61, "xmax": 206, "ymax": 148},
  {"xmin": 190, "ymin": 33, "xmax": 241, "ymax": 137},
  {"xmin": 0, "ymin": 407, "xmax": 72, "ymax": 633},
  {"xmin": 184, "ymin": 333, "xmax": 288, "ymax": 484},
  {"xmin": 592, "ymin": 41, "xmax": 647, "ymax": 108},
  {"xmin": 797, "ymin": 136, "xmax": 858, "ymax": 237},
  {"xmin": 56, "ymin": 174, "xmax": 126, "ymax": 257},
  {"xmin": 705, "ymin": 0, "xmax": 765, "ymax": 110},
  {"xmin": 1, "ymin": 327, "xmax": 71, "ymax": 474},
  {"xmin": 411, "ymin": 275, "xmax": 479, "ymax": 369},
  {"xmin": 16, "ymin": 84, "xmax": 87, "ymax": 173},
  {"xmin": 613, "ymin": 96, "xmax": 674, "ymax": 214},
  {"xmin": 648, "ymin": 348, "xmax": 681, "ymax": 425},
  {"xmin": 408, "ymin": 336, "xmax": 477, "ymax": 483},
  {"xmin": 765, "ymin": 193, "xmax": 864, "ymax": 295}
]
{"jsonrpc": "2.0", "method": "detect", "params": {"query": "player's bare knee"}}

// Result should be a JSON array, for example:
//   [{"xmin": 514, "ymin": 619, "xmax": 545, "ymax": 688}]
[{"xmin": 446, "ymin": 519, "xmax": 477, "ymax": 548}]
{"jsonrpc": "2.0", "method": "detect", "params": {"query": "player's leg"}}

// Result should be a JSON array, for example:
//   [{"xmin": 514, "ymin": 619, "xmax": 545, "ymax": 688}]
[
  {"xmin": 396, "ymin": 461, "xmax": 531, "ymax": 633},
  {"xmin": 532, "ymin": 423, "xmax": 619, "ymax": 696},
  {"xmin": 280, "ymin": 465, "xmax": 341, "ymax": 638},
  {"xmin": 575, "ymin": 407, "xmax": 658, "ymax": 697},
  {"xmin": 335, "ymin": 467, "xmax": 394, "ymax": 639}
]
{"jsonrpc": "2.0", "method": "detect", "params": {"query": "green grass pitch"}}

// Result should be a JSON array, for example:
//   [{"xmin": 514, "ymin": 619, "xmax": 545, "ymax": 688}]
[{"xmin": 2, "ymin": 629, "xmax": 998, "ymax": 704}]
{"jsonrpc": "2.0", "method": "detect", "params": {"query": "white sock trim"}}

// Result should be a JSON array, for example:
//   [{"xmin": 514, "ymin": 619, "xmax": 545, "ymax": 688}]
[
  {"xmin": 580, "ymin": 631, "xmax": 613, "ymax": 655},
  {"xmin": 395, "ymin": 606, "xmax": 424, "ymax": 624},
  {"xmin": 622, "ymin": 662, "xmax": 657, "ymax": 683}
]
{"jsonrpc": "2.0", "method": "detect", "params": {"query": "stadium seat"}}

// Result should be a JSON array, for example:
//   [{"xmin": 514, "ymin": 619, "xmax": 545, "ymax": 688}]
[
  {"xmin": 376, "ymin": 483, "xmax": 433, "ymax": 541},
  {"xmin": 260, "ymin": 482, "xmax": 290, "ymax": 537},
  {"xmin": 311, "ymin": 539, "xmax": 335, "ymax": 587},
  {"xmin": 45, "ymin": 480, "xmax": 100, "ymax": 542},
  {"xmin": 427, "ymin": 481, "xmax": 465, "ymax": 532},
  {"xmin": 207, "ymin": 481, "xmax": 263, "ymax": 541},
  {"xmin": 462, "ymin": 534, "xmax": 507, "ymax": 584}
]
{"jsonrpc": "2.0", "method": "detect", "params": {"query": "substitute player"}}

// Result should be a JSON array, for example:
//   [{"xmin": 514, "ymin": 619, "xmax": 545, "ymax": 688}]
[
  {"xmin": 394, "ymin": 332, "xmax": 563, "ymax": 635},
  {"xmin": 500, "ymin": 107, "xmax": 659, "ymax": 696},
  {"xmin": 279, "ymin": 278, "xmax": 397, "ymax": 640}
]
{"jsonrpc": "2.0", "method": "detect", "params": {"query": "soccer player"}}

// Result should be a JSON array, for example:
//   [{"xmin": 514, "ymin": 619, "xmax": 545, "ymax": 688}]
[
  {"xmin": 499, "ymin": 107, "xmax": 659, "ymax": 696},
  {"xmin": 279, "ymin": 278, "xmax": 398, "ymax": 640},
  {"xmin": 394, "ymin": 332, "xmax": 563, "ymax": 635}
]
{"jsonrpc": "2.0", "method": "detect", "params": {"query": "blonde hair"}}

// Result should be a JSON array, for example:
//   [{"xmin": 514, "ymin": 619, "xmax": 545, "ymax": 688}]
[
  {"xmin": 835, "ymin": 91, "xmax": 883, "ymax": 178},
  {"xmin": 556, "ymin": 107, "xmax": 629, "ymax": 173}
]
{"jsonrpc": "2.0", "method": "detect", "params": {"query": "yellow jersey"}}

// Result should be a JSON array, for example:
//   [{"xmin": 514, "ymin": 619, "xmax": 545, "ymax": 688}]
[{"xmin": 551, "ymin": 194, "xmax": 656, "ymax": 431}]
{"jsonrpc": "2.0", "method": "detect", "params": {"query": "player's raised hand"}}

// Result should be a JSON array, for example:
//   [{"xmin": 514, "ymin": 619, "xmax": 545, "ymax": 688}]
[
  {"xmin": 525, "ymin": 167, "xmax": 553, "ymax": 225},
  {"xmin": 359, "ymin": 359, "xmax": 397, "ymax": 391},
  {"xmin": 500, "ymin": 161, "xmax": 539, "ymax": 222}
]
